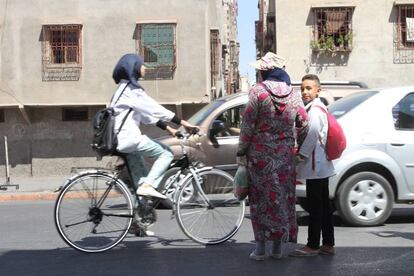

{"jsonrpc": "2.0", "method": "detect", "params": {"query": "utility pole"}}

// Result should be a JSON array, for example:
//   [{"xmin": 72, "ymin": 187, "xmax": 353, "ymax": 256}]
[{"xmin": 1, "ymin": 136, "xmax": 19, "ymax": 190}]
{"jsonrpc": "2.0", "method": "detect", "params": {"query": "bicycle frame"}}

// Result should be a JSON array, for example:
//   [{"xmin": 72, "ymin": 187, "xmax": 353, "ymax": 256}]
[{"xmin": 172, "ymin": 166, "xmax": 213, "ymax": 207}]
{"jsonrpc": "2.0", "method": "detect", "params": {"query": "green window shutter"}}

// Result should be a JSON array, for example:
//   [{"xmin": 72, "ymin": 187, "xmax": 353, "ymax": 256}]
[
  {"xmin": 142, "ymin": 25, "xmax": 158, "ymax": 45},
  {"xmin": 158, "ymin": 46, "xmax": 174, "ymax": 65},
  {"xmin": 140, "ymin": 24, "xmax": 174, "ymax": 66},
  {"xmin": 138, "ymin": 23, "xmax": 176, "ymax": 79},
  {"xmin": 158, "ymin": 25, "xmax": 174, "ymax": 44}
]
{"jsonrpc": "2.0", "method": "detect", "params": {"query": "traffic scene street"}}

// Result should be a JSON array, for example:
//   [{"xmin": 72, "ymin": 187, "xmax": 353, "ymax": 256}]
[
  {"xmin": 1, "ymin": 199, "xmax": 413, "ymax": 276},
  {"xmin": 1, "ymin": 1, "xmax": 414, "ymax": 276}
]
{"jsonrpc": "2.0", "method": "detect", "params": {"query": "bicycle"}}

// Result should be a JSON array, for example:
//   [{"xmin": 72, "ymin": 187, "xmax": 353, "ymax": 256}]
[{"xmin": 54, "ymin": 131, "xmax": 245, "ymax": 253}]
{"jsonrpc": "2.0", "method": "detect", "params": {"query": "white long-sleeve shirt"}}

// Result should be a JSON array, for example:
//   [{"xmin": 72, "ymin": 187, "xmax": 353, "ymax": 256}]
[
  {"xmin": 110, "ymin": 80, "xmax": 175, "ymax": 153},
  {"xmin": 296, "ymin": 97, "xmax": 335, "ymax": 179}
]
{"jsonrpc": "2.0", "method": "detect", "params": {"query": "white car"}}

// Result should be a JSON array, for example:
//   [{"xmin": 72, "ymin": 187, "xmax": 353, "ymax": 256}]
[{"xmin": 296, "ymin": 87, "xmax": 414, "ymax": 226}]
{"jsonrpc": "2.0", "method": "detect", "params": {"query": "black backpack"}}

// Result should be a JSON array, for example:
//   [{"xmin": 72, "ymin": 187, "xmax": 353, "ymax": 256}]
[{"xmin": 91, "ymin": 84, "xmax": 132, "ymax": 157}]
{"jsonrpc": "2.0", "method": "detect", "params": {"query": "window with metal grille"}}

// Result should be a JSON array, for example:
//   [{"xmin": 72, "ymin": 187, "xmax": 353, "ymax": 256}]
[
  {"xmin": 397, "ymin": 5, "xmax": 414, "ymax": 48},
  {"xmin": 41, "ymin": 24, "xmax": 82, "ymax": 81},
  {"xmin": 394, "ymin": 4, "xmax": 414, "ymax": 63},
  {"xmin": 311, "ymin": 7, "xmax": 354, "ymax": 52},
  {"xmin": 210, "ymin": 30, "xmax": 220, "ymax": 80},
  {"xmin": 62, "ymin": 107, "xmax": 88, "ymax": 121},
  {"xmin": 135, "ymin": 23, "xmax": 176, "ymax": 80},
  {"xmin": 0, "ymin": 109, "xmax": 4, "ymax": 123}
]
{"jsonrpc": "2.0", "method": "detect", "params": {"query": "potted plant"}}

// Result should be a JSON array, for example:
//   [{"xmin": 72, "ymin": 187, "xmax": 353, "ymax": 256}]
[
  {"xmin": 311, "ymin": 32, "xmax": 353, "ymax": 52},
  {"xmin": 310, "ymin": 39, "xmax": 321, "ymax": 51},
  {"xmin": 323, "ymin": 36, "xmax": 335, "ymax": 52}
]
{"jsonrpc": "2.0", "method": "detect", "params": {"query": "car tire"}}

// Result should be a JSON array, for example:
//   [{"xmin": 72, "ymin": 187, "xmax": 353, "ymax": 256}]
[{"xmin": 335, "ymin": 171, "xmax": 394, "ymax": 227}]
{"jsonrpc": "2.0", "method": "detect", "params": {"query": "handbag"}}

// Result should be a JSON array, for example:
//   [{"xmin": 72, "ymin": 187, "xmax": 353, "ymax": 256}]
[{"xmin": 233, "ymin": 165, "xmax": 249, "ymax": 200}]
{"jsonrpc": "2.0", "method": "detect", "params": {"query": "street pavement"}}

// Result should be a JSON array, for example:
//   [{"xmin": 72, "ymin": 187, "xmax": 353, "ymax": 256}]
[
  {"xmin": 0, "ymin": 200, "xmax": 414, "ymax": 276},
  {"xmin": 1, "ymin": 175, "xmax": 414, "ymax": 275},
  {"xmin": 0, "ymin": 175, "xmax": 69, "ymax": 201}
]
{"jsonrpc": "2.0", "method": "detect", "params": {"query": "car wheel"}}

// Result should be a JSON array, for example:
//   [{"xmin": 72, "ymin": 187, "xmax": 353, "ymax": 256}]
[
  {"xmin": 335, "ymin": 171, "xmax": 394, "ymax": 226},
  {"xmin": 158, "ymin": 167, "xmax": 188, "ymax": 209}
]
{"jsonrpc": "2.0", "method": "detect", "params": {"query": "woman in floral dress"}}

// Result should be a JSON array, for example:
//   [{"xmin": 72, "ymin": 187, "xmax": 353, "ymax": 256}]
[{"xmin": 237, "ymin": 52, "xmax": 309, "ymax": 261}]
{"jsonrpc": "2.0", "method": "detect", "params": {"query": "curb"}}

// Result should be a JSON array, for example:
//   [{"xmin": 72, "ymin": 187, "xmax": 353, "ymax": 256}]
[
  {"xmin": 0, "ymin": 189, "xmax": 121, "ymax": 202},
  {"xmin": 0, "ymin": 191, "xmax": 57, "ymax": 202}
]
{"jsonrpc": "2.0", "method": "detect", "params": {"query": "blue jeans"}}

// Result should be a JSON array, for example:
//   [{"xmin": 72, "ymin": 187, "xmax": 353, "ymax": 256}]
[{"xmin": 126, "ymin": 136, "xmax": 174, "ymax": 190}]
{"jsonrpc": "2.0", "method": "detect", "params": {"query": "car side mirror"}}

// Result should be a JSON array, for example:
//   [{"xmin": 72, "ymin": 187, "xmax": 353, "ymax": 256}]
[
  {"xmin": 209, "ymin": 120, "xmax": 225, "ymax": 148},
  {"xmin": 211, "ymin": 120, "xmax": 225, "ymax": 135}
]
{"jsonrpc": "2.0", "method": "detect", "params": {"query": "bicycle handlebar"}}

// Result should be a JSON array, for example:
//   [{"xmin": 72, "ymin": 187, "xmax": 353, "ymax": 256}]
[
  {"xmin": 175, "ymin": 127, "xmax": 200, "ymax": 139},
  {"xmin": 174, "ymin": 128, "xmax": 203, "ymax": 155}
]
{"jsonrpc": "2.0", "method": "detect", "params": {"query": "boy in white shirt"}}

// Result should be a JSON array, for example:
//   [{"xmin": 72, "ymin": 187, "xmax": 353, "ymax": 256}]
[{"xmin": 290, "ymin": 74, "xmax": 336, "ymax": 256}]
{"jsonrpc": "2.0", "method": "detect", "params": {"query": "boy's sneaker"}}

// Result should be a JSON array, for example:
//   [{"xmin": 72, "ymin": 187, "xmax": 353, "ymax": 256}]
[
  {"xmin": 136, "ymin": 183, "xmax": 167, "ymax": 200},
  {"xmin": 144, "ymin": 230, "xmax": 155, "ymax": 236}
]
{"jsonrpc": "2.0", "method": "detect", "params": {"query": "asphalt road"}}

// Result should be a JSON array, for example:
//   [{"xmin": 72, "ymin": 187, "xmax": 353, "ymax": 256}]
[{"xmin": 0, "ymin": 201, "xmax": 413, "ymax": 276}]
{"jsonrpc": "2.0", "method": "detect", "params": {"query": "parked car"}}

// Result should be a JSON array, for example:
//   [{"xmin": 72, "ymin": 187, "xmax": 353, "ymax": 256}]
[{"xmin": 296, "ymin": 87, "xmax": 414, "ymax": 226}]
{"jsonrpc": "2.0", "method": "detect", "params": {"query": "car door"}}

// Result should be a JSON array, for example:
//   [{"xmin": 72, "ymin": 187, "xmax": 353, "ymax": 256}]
[
  {"xmin": 199, "ymin": 104, "xmax": 245, "ymax": 175},
  {"xmin": 387, "ymin": 92, "xmax": 414, "ymax": 192}
]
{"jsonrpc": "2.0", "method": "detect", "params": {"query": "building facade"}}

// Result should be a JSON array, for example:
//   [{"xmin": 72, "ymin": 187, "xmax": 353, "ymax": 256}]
[
  {"xmin": 256, "ymin": 0, "xmax": 414, "ymax": 86},
  {"xmin": 0, "ymin": 0, "xmax": 239, "ymax": 176}
]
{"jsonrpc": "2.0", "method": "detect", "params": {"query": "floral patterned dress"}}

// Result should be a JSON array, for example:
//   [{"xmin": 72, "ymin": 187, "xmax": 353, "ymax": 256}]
[{"xmin": 237, "ymin": 80, "xmax": 309, "ymax": 242}]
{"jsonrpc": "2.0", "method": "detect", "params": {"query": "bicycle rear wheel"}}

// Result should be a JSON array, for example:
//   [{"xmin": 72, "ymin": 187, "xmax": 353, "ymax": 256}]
[
  {"xmin": 175, "ymin": 169, "xmax": 245, "ymax": 245},
  {"xmin": 54, "ymin": 172, "xmax": 133, "ymax": 253}
]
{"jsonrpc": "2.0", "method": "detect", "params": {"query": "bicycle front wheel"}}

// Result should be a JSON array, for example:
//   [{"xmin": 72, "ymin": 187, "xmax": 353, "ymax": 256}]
[
  {"xmin": 54, "ymin": 172, "xmax": 134, "ymax": 253},
  {"xmin": 175, "ymin": 169, "xmax": 245, "ymax": 245}
]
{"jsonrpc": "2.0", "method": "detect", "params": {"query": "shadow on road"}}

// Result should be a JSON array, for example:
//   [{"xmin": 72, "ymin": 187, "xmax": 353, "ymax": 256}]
[
  {"xmin": 296, "ymin": 211, "xmax": 346, "ymax": 227},
  {"xmin": 296, "ymin": 207, "xmax": 414, "ymax": 227},
  {"xmin": 370, "ymin": 230, "xmax": 414, "ymax": 242},
  {"xmin": 385, "ymin": 207, "xmax": 414, "ymax": 224},
  {"xmin": 0, "ymin": 240, "xmax": 413, "ymax": 276}
]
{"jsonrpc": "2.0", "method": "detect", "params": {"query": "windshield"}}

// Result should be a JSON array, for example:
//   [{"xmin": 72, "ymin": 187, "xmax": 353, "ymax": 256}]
[
  {"xmin": 328, "ymin": 90, "xmax": 378, "ymax": 118},
  {"xmin": 187, "ymin": 99, "xmax": 225, "ymax": 125}
]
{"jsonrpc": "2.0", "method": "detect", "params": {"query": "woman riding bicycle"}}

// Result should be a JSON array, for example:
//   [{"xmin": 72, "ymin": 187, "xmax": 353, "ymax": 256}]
[
  {"xmin": 54, "ymin": 54, "xmax": 242, "ymax": 252},
  {"xmin": 111, "ymin": 53, "xmax": 197, "ymax": 199}
]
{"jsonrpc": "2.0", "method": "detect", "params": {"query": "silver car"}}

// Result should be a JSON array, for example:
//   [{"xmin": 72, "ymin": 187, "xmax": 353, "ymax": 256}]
[{"xmin": 296, "ymin": 87, "xmax": 414, "ymax": 226}]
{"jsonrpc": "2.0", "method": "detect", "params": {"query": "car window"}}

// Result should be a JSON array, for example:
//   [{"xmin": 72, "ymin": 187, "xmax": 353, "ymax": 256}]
[
  {"xmin": 328, "ymin": 90, "xmax": 378, "ymax": 118},
  {"xmin": 187, "ymin": 99, "xmax": 225, "ymax": 125},
  {"xmin": 213, "ymin": 105, "xmax": 245, "ymax": 137},
  {"xmin": 392, "ymin": 93, "xmax": 414, "ymax": 130}
]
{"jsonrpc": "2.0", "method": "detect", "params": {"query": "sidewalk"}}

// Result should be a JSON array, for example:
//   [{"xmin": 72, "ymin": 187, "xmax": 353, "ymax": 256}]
[{"xmin": 0, "ymin": 175, "xmax": 69, "ymax": 201}]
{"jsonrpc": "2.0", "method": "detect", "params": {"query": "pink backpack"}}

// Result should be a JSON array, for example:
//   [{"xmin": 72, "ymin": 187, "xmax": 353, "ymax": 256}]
[{"xmin": 314, "ymin": 106, "xmax": 347, "ymax": 161}]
